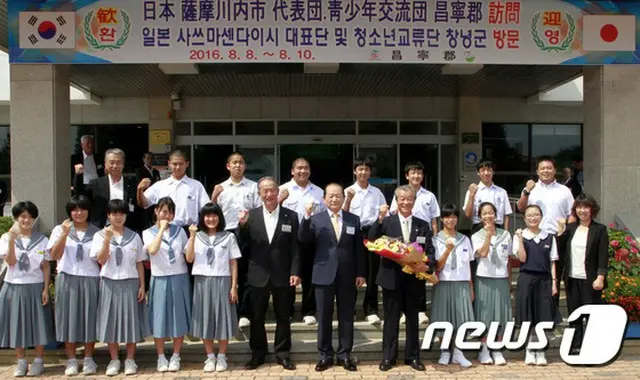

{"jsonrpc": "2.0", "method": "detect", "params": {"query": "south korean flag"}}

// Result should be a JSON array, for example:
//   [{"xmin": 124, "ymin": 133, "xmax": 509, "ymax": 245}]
[{"xmin": 19, "ymin": 11, "xmax": 76, "ymax": 49}]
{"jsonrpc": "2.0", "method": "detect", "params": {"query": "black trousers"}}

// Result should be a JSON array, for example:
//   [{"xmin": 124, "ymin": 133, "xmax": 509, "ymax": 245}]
[
  {"xmin": 382, "ymin": 286, "xmax": 420, "ymax": 362},
  {"xmin": 566, "ymin": 277, "xmax": 602, "ymax": 350},
  {"xmin": 315, "ymin": 279, "xmax": 356, "ymax": 361},
  {"xmin": 249, "ymin": 283, "xmax": 293, "ymax": 361},
  {"xmin": 230, "ymin": 228, "xmax": 252, "ymax": 320},
  {"xmin": 295, "ymin": 241, "xmax": 316, "ymax": 318},
  {"xmin": 362, "ymin": 225, "xmax": 380, "ymax": 316}
]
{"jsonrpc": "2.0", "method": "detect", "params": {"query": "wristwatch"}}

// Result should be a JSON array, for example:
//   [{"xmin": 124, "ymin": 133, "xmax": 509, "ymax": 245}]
[{"xmin": 523, "ymin": 189, "xmax": 530, "ymax": 196}]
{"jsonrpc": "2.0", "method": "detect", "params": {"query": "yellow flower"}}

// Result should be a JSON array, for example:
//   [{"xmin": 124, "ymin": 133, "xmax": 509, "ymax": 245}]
[{"xmin": 615, "ymin": 282, "xmax": 620, "ymax": 287}]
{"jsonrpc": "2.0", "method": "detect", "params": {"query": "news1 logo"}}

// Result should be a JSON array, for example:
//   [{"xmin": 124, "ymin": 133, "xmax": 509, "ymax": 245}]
[{"xmin": 421, "ymin": 304, "xmax": 628, "ymax": 365}]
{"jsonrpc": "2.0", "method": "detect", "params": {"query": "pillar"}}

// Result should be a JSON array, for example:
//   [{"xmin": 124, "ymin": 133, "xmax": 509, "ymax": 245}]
[
  {"xmin": 583, "ymin": 66, "xmax": 640, "ymax": 223},
  {"xmin": 457, "ymin": 96, "xmax": 483, "ymax": 229},
  {"xmin": 10, "ymin": 64, "xmax": 70, "ymax": 232},
  {"xmin": 148, "ymin": 96, "xmax": 174, "ymax": 155}
]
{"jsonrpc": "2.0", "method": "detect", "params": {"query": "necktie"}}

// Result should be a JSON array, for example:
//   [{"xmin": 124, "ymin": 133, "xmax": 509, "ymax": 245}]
[
  {"xmin": 206, "ymin": 246, "xmax": 214, "ymax": 265},
  {"xmin": 18, "ymin": 251, "xmax": 30, "ymax": 272},
  {"xmin": 161, "ymin": 233, "xmax": 177, "ymax": 265},
  {"xmin": 450, "ymin": 238, "xmax": 458, "ymax": 270},
  {"xmin": 402, "ymin": 219, "xmax": 410, "ymax": 242},
  {"xmin": 490, "ymin": 242, "xmax": 501, "ymax": 267},
  {"xmin": 111, "ymin": 238, "xmax": 123, "ymax": 266},
  {"xmin": 76, "ymin": 244, "xmax": 84, "ymax": 261},
  {"xmin": 332, "ymin": 213, "xmax": 341, "ymax": 240}
]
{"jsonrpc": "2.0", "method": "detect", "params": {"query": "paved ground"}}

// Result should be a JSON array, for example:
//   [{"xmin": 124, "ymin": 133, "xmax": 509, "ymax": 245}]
[{"xmin": 1, "ymin": 357, "xmax": 638, "ymax": 379}]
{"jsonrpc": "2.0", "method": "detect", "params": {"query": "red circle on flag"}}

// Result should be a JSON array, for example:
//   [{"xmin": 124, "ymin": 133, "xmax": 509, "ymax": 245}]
[
  {"xmin": 600, "ymin": 24, "xmax": 618, "ymax": 43},
  {"xmin": 37, "ymin": 21, "xmax": 56, "ymax": 40}
]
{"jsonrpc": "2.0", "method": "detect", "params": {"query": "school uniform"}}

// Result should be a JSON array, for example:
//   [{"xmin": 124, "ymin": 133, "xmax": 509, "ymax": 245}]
[
  {"xmin": 471, "ymin": 229, "xmax": 512, "ymax": 335},
  {"xmin": 0, "ymin": 232, "xmax": 54, "ymax": 348},
  {"xmin": 430, "ymin": 232, "xmax": 475, "ymax": 330},
  {"xmin": 90, "ymin": 228, "xmax": 150, "ymax": 343},
  {"xmin": 463, "ymin": 183, "xmax": 512, "ymax": 233},
  {"xmin": 512, "ymin": 229, "xmax": 559, "ymax": 327},
  {"xmin": 48, "ymin": 224, "xmax": 100, "ymax": 343},
  {"xmin": 143, "ymin": 224, "xmax": 191, "ymax": 339},
  {"xmin": 190, "ymin": 231, "xmax": 241, "ymax": 340}
]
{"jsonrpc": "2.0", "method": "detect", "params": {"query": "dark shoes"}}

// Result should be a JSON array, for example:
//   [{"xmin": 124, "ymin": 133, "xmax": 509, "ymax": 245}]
[
  {"xmin": 379, "ymin": 359, "xmax": 395, "ymax": 371},
  {"xmin": 404, "ymin": 359, "xmax": 426, "ymax": 371},
  {"xmin": 277, "ymin": 357, "xmax": 296, "ymax": 370},
  {"xmin": 341, "ymin": 357, "xmax": 357, "ymax": 371},
  {"xmin": 244, "ymin": 357, "xmax": 264, "ymax": 370},
  {"xmin": 315, "ymin": 359, "xmax": 333, "ymax": 372}
]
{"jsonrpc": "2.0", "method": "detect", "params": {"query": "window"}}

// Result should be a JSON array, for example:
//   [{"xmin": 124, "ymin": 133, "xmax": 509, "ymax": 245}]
[
  {"xmin": 194, "ymin": 122, "xmax": 233, "ymax": 135},
  {"xmin": 400, "ymin": 121, "xmax": 438, "ymax": 135},
  {"xmin": 236, "ymin": 121, "xmax": 274, "ymax": 135},
  {"xmin": 277, "ymin": 121, "xmax": 355, "ymax": 135},
  {"xmin": 482, "ymin": 123, "xmax": 583, "ymax": 196},
  {"xmin": 358, "ymin": 121, "xmax": 396, "ymax": 135}
]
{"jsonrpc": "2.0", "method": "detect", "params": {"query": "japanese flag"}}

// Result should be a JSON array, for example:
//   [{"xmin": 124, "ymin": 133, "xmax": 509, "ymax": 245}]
[
  {"xmin": 18, "ymin": 11, "xmax": 76, "ymax": 49},
  {"xmin": 582, "ymin": 15, "xmax": 636, "ymax": 51}
]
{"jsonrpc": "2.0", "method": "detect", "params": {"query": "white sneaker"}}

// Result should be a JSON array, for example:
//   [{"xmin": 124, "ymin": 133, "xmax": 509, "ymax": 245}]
[
  {"xmin": 478, "ymin": 344, "xmax": 493, "ymax": 364},
  {"xmin": 124, "ymin": 359, "xmax": 137, "ymax": 375},
  {"xmin": 525, "ymin": 350, "xmax": 537, "ymax": 365},
  {"xmin": 105, "ymin": 360, "xmax": 120, "ymax": 376},
  {"xmin": 366, "ymin": 314, "xmax": 381, "ymax": 325},
  {"xmin": 535, "ymin": 351, "xmax": 548, "ymax": 366},
  {"xmin": 215, "ymin": 355, "xmax": 228, "ymax": 372},
  {"xmin": 452, "ymin": 348, "xmax": 473, "ymax": 368},
  {"xmin": 492, "ymin": 351, "xmax": 507, "ymax": 366},
  {"xmin": 400, "ymin": 314, "xmax": 406, "ymax": 324},
  {"xmin": 64, "ymin": 359, "xmax": 79, "ymax": 376},
  {"xmin": 418, "ymin": 312, "xmax": 429, "ymax": 325},
  {"xmin": 238, "ymin": 317, "xmax": 251, "ymax": 328},
  {"xmin": 303, "ymin": 316, "xmax": 317, "ymax": 325},
  {"xmin": 82, "ymin": 358, "xmax": 97, "ymax": 375},
  {"xmin": 168, "ymin": 355, "xmax": 181, "ymax": 372},
  {"xmin": 438, "ymin": 350, "xmax": 451, "ymax": 365},
  {"xmin": 27, "ymin": 362, "xmax": 45, "ymax": 377},
  {"xmin": 157, "ymin": 356, "xmax": 169, "ymax": 372},
  {"xmin": 203, "ymin": 357, "xmax": 216, "ymax": 372},
  {"xmin": 14, "ymin": 361, "xmax": 28, "ymax": 377}
]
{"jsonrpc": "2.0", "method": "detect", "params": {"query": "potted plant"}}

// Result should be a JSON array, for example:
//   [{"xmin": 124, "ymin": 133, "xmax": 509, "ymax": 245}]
[{"xmin": 602, "ymin": 225, "xmax": 640, "ymax": 338}]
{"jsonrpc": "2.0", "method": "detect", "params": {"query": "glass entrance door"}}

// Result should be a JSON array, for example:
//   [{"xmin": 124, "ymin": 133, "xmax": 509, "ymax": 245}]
[{"xmin": 278, "ymin": 144, "xmax": 354, "ymax": 191}]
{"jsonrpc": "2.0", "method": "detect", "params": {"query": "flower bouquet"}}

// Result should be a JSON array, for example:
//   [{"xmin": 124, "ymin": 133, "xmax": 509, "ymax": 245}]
[{"xmin": 364, "ymin": 236, "xmax": 439, "ymax": 284}]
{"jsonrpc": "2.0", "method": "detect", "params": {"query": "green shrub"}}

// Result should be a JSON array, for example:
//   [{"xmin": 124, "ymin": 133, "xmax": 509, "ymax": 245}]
[{"xmin": 0, "ymin": 216, "xmax": 13, "ymax": 236}]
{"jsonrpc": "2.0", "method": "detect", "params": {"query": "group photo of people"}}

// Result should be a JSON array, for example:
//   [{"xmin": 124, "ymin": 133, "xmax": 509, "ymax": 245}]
[{"xmin": 0, "ymin": 139, "xmax": 608, "ymax": 377}]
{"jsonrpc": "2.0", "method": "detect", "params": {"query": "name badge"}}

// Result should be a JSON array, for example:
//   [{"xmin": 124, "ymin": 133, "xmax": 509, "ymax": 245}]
[
  {"xmin": 417, "ymin": 236, "xmax": 426, "ymax": 244},
  {"xmin": 128, "ymin": 203, "xmax": 135, "ymax": 213},
  {"xmin": 281, "ymin": 224, "xmax": 292, "ymax": 233},
  {"xmin": 346, "ymin": 226, "xmax": 355, "ymax": 235}
]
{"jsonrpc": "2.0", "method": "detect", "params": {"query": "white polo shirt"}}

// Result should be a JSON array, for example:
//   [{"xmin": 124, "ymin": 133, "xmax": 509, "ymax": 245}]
[
  {"xmin": 0, "ymin": 233, "xmax": 50, "ymax": 284},
  {"xmin": 47, "ymin": 224, "xmax": 100, "ymax": 277},
  {"xmin": 390, "ymin": 187, "xmax": 440, "ymax": 225},
  {"xmin": 142, "ymin": 225, "xmax": 189, "ymax": 277},
  {"xmin": 191, "ymin": 231, "xmax": 242, "ymax": 277},
  {"xmin": 433, "ymin": 232, "xmax": 474, "ymax": 281},
  {"xmin": 216, "ymin": 177, "xmax": 261, "ymax": 230},
  {"xmin": 463, "ymin": 183, "xmax": 513, "ymax": 225},
  {"xmin": 472, "ymin": 229, "xmax": 512, "ymax": 278},
  {"xmin": 344, "ymin": 183, "xmax": 387, "ymax": 228},
  {"xmin": 144, "ymin": 175, "xmax": 210, "ymax": 227},
  {"xmin": 279, "ymin": 180, "xmax": 325, "ymax": 222},
  {"xmin": 526, "ymin": 180, "xmax": 574, "ymax": 235},
  {"xmin": 90, "ymin": 229, "xmax": 146, "ymax": 280}
]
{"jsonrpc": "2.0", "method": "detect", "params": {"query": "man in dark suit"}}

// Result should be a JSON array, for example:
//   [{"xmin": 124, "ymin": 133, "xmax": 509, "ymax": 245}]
[
  {"xmin": 299, "ymin": 183, "xmax": 366, "ymax": 372},
  {"xmin": 73, "ymin": 148, "xmax": 137, "ymax": 230},
  {"xmin": 237, "ymin": 177, "xmax": 300, "ymax": 371},
  {"xmin": 135, "ymin": 152, "xmax": 162, "ymax": 230},
  {"xmin": 71, "ymin": 135, "xmax": 104, "ymax": 190},
  {"xmin": 369, "ymin": 185, "xmax": 436, "ymax": 372}
]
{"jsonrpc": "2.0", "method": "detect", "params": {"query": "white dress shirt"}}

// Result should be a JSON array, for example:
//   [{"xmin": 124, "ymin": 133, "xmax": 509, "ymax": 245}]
[
  {"xmin": 90, "ymin": 231, "xmax": 146, "ymax": 280},
  {"xmin": 83, "ymin": 152, "xmax": 98, "ymax": 184},
  {"xmin": 47, "ymin": 225, "xmax": 100, "ymax": 277},
  {"xmin": 390, "ymin": 187, "xmax": 440, "ymax": 226},
  {"xmin": 398, "ymin": 213, "xmax": 412, "ymax": 242},
  {"xmin": 344, "ymin": 183, "xmax": 387, "ymax": 228},
  {"xmin": 526, "ymin": 180, "xmax": 574, "ymax": 235},
  {"xmin": 109, "ymin": 174, "xmax": 124, "ymax": 201},
  {"xmin": 326, "ymin": 209, "xmax": 343, "ymax": 239},
  {"xmin": 263, "ymin": 205, "xmax": 280, "ymax": 243},
  {"xmin": 217, "ymin": 177, "xmax": 261, "ymax": 230},
  {"xmin": 142, "ymin": 227, "xmax": 189, "ymax": 277},
  {"xmin": 280, "ymin": 180, "xmax": 325, "ymax": 222},
  {"xmin": 144, "ymin": 175, "xmax": 211, "ymax": 227},
  {"xmin": 0, "ymin": 233, "xmax": 50, "ymax": 284},
  {"xmin": 463, "ymin": 182, "xmax": 513, "ymax": 224}
]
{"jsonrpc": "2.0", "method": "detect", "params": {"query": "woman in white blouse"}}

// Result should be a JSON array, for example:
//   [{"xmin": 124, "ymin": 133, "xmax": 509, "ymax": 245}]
[
  {"xmin": 430, "ymin": 204, "xmax": 475, "ymax": 368},
  {"xmin": 49, "ymin": 195, "xmax": 100, "ymax": 376},
  {"xmin": 471, "ymin": 202, "xmax": 512, "ymax": 366},
  {"xmin": 557, "ymin": 194, "xmax": 608, "ymax": 355}
]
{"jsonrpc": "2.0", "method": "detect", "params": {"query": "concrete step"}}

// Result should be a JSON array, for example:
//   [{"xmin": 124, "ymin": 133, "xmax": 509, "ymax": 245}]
[{"xmin": 3, "ymin": 323, "xmax": 639, "ymax": 365}]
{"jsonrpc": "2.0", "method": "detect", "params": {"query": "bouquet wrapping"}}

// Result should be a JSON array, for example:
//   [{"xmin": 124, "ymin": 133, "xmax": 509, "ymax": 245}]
[{"xmin": 364, "ymin": 236, "xmax": 439, "ymax": 284}]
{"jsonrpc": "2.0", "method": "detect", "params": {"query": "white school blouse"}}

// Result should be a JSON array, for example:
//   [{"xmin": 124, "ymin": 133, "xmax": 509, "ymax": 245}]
[
  {"xmin": 433, "ymin": 232, "xmax": 474, "ymax": 281},
  {"xmin": 47, "ymin": 224, "xmax": 100, "ymax": 277},
  {"xmin": 142, "ymin": 225, "xmax": 188, "ymax": 277},
  {"xmin": 90, "ymin": 229, "xmax": 146, "ymax": 280},
  {"xmin": 0, "ymin": 232, "xmax": 50, "ymax": 284},
  {"xmin": 191, "ymin": 231, "xmax": 241, "ymax": 277},
  {"xmin": 472, "ymin": 229, "xmax": 512, "ymax": 278}
]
